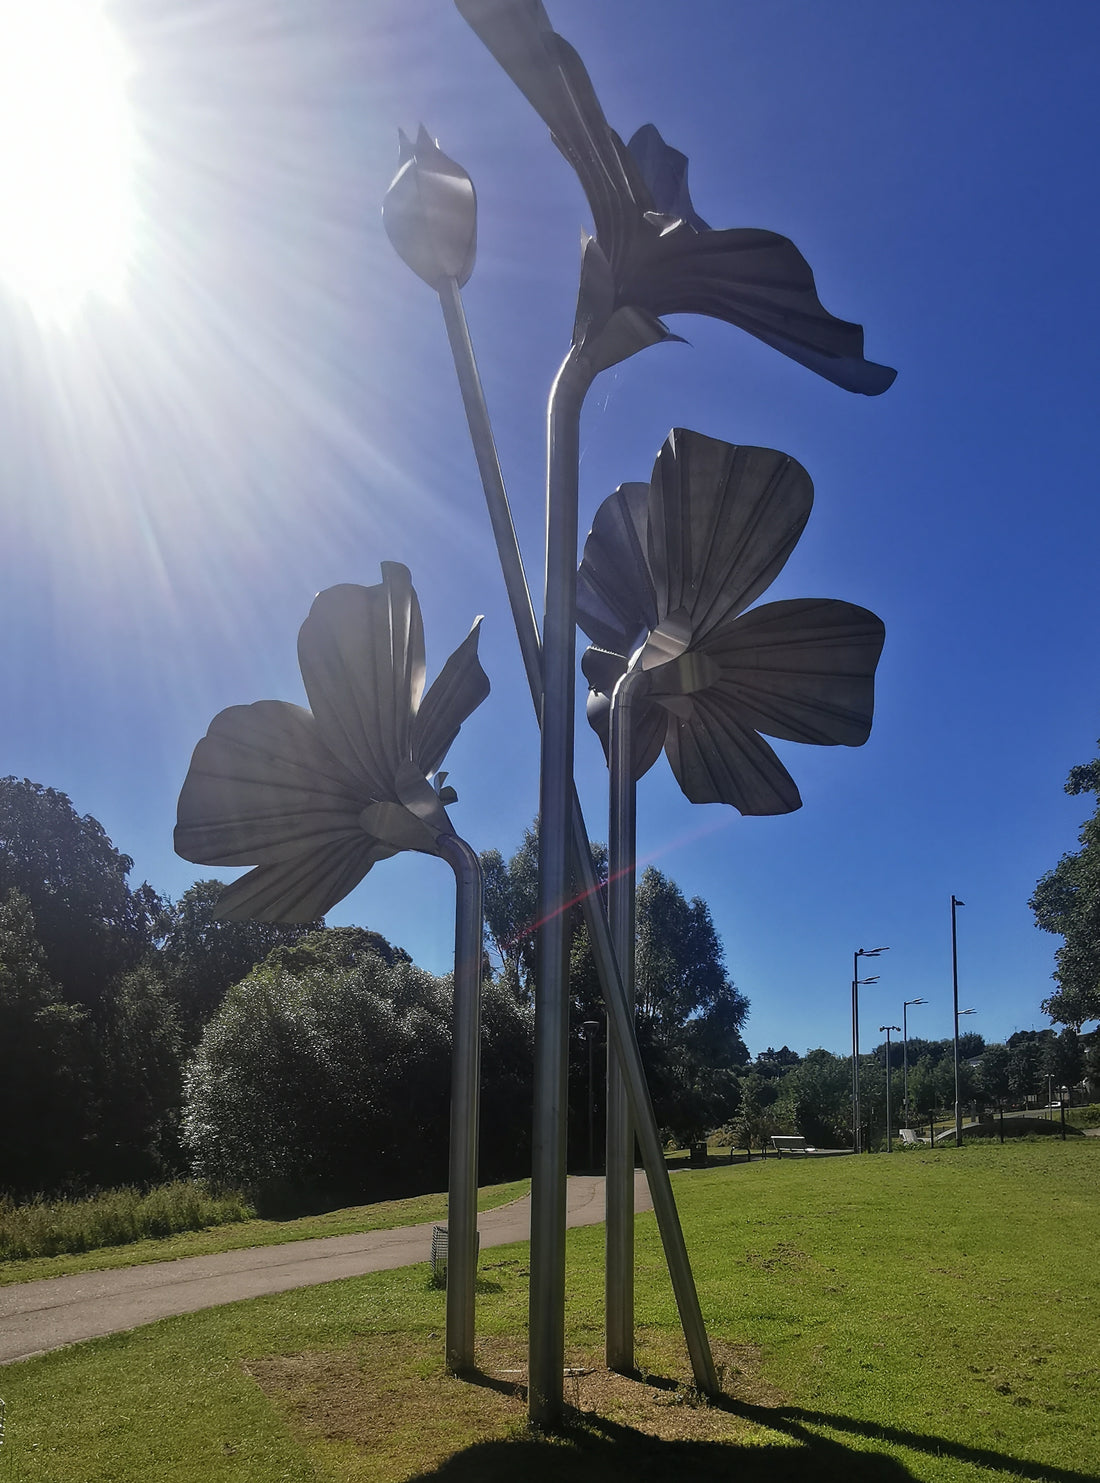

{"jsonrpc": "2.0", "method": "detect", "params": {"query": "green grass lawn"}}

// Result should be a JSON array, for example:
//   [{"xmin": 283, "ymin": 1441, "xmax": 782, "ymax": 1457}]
[
  {"xmin": 0, "ymin": 1179, "xmax": 531, "ymax": 1287},
  {"xmin": 2, "ymin": 1143, "xmax": 1097, "ymax": 1482}
]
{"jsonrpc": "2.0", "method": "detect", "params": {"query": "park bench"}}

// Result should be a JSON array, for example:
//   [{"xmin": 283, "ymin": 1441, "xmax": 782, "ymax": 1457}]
[
  {"xmin": 770, "ymin": 1135, "xmax": 817, "ymax": 1157},
  {"xmin": 898, "ymin": 1128, "xmax": 931, "ymax": 1147}
]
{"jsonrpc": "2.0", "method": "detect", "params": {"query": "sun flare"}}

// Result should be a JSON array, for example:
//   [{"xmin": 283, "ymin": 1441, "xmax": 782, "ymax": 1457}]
[{"xmin": 0, "ymin": 0, "xmax": 135, "ymax": 321}]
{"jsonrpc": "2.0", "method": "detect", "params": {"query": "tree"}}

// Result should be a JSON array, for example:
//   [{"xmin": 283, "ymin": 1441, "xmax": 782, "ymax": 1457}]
[
  {"xmin": 159, "ymin": 880, "xmax": 324, "ymax": 1040},
  {"xmin": 1030, "ymin": 743, "xmax": 1100, "ymax": 1028},
  {"xmin": 0, "ymin": 778, "xmax": 162, "ymax": 1011},
  {"xmin": 634, "ymin": 868, "xmax": 749, "ymax": 1141},
  {"xmin": 1007, "ymin": 1037, "xmax": 1043, "ymax": 1105},
  {"xmin": 976, "ymin": 1044, "xmax": 1013, "ymax": 1107},
  {"xmin": 775, "ymin": 1048, "xmax": 850, "ymax": 1148},
  {"xmin": 0, "ymin": 891, "xmax": 95, "ymax": 1195},
  {"xmin": 183, "ymin": 936, "xmax": 533, "ymax": 1208},
  {"xmin": 93, "ymin": 965, "xmax": 185, "ymax": 1186},
  {"xmin": 1042, "ymin": 1027, "xmax": 1085, "ymax": 1105},
  {"xmin": 480, "ymin": 822, "xmax": 605, "ymax": 1003}
]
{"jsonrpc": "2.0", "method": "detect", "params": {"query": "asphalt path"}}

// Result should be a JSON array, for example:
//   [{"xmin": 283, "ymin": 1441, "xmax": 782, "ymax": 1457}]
[{"xmin": 0, "ymin": 1170, "xmax": 654, "ymax": 1366}]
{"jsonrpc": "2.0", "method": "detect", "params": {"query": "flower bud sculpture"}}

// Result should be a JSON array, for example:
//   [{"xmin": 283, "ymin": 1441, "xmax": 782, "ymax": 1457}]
[
  {"xmin": 383, "ymin": 125, "xmax": 477, "ymax": 292},
  {"xmin": 175, "ymin": 562, "xmax": 489, "ymax": 1372}
]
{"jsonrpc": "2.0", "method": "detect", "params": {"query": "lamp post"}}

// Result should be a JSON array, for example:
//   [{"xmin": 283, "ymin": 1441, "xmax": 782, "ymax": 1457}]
[
  {"xmin": 951, "ymin": 895, "xmax": 966, "ymax": 1146},
  {"xmin": 852, "ymin": 947, "xmax": 889, "ymax": 1153},
  {"xmin": 582, "ymin": 1020, "xmax": 601, "ymax": 1171},
  {"xmin": 879, "ymin": 1026, "xmax": 901, "ymax": 1151},
  {"xmin": 902, "ymin": 997, "xmax": 927, "ymax": 1127}
]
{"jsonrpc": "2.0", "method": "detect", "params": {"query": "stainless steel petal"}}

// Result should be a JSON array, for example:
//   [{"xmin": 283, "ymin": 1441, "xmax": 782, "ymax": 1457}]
[
  {"xmin": 411, "ymin": 617, "xmax": 491, "ymax": 778},
  {"xmin": 701, "ymin": 598, "xmax": 885, "ymax": 746},
  {"xmin": 648, "ymin": 430, "xmax": 813, "ymax": 640},
  {"xmin": 174, "ymin": 700, "xmax": 366, "ymax": 867},
  {"xmin": 213, "ymin": 836, "xmax": 389, "ymax": 923},
  {"xmin": 664, "ymin": 695, "xmax": 802, "ymax": 815},
  {"xmin": 297, "ymin": 567, "xmax": 425, "ymax": 799},
  {"xmin": 577, "ymin": 481, "xmax": 656, "ymax": 652}
]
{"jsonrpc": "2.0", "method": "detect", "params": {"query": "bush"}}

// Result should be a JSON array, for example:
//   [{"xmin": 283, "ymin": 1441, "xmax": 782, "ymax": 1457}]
[
  {"xmin": 183, "ymin": 950, "xmax": 534, "ymax": 1212},
  {"xmin": 0, "ymin": 1182, "xmax": 253, "ymax": 1260}
]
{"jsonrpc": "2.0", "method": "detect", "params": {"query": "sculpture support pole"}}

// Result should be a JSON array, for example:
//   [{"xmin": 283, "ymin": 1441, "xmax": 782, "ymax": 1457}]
[
  {"xmin": 606, "ymin": 670, "xmax": 638, "ymax": 1372},
  {"xmin": 434, "ymin": 282, "xmax": 716, "ymax": 1407},
  {"xmin": 439, "ymin": 832, "xmax": 484, "ymax": 1373},
  {"xmin": 529, "ymin": 349, "xmax": 591, "ymax": 1423}
]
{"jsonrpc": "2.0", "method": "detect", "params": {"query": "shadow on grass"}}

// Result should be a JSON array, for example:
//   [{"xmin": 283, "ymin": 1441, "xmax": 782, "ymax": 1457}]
[{"xmin": 405, "ymin": 1389, "xmax": 1099, "ymax": 1483}]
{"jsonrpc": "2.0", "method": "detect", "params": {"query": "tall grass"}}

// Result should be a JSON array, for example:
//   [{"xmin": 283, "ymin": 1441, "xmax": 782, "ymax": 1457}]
[{"xmin": 0, "ymin": 1182, "xmax": 254, "ymax": 1261}]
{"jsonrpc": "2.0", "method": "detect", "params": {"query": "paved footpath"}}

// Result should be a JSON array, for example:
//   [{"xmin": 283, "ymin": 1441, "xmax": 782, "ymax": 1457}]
[{"xmin": 0, "ymin": 1171, "xmax": 654, "ymax": 1366}]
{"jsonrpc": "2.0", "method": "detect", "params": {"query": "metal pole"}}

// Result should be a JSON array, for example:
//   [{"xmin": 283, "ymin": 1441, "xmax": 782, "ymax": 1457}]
[
  {"xmin": 606, "ymin": 669, "xmax": 640, "ymax": 1373},
  {"xmin": 903, "ymin": 1003, "xmax": 910, "ymax": 1127},
  {"xmin": 434, "ymin": 279, "xmax": 717, "ymax": 1411},
  {"xmin": 583, "ymin": 1021, "xmax": 600, "ymax": 1170},
  {"xmin": 438, "ymin": 833, "xmax": 484, "ymax": 1373},
  {"xmin": 528, "ymin": 348, "xmax": 591, "ymax": 1423},
  {"xmin": 851, "ymin": 952, "xmax": 860, "ymax": 1154},
  {"xmin": 951, "ymin": 895, "xmax": 963, "ymax": 1147}
]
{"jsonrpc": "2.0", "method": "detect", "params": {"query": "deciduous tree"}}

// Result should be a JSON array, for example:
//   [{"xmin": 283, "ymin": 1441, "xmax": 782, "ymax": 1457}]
[{"xmin": 1030, "ymin": 743, "xmax": 1100, "ymax": 1028}]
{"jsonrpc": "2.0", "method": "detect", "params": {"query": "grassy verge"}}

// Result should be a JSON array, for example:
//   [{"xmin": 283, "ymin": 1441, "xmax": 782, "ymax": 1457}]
[
  {"xmin": 0, "ymin": 1183, "xmax": 254, "ymax": 1263},
  {"xmin": 0, "ymin": 1178, "xmax": 530, "ymax": 1287},
  {"xmin": 2, "ymin": 1142, "xmax": 1097, "ymax": 1481}
]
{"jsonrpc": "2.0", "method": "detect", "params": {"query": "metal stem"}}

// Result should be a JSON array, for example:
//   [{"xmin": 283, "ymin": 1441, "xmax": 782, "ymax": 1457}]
[
  {"xmin": 528, "ymin": 349, "xmax": 590, "ymax": 1423},
  {"xmin": 606, "ymin": 668, "xmax": 639, "ymax": 1372},
  {"xmin": 851, "ymin": 953, "xmax": 860, "ymax": 1155},
  {"xmin": 433, "ymin": 280, "xmax": 717, "ymax": 1416},
  {"xmin": 951, "ymin": 896, "xmax": 961, "ymax": 1147},
  {"xmin": 438, "ymin": 832, "xmax": 484, "ymax": 1373}
]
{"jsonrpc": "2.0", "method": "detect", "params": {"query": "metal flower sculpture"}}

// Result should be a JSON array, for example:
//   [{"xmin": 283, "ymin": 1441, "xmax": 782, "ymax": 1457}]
[
  {"xmin": 175, "ymin": 562, "xmax": 488, "ymax": 921},
  {"xmin": 456, "ymin": 0, "xmax": 896, "ymax": 391},
  {"xmin": 383, "ymin": 125, "xmax": 477, "ymax": 292},
  {"xmin": 175, "ymin": 562, "xmax": 490, "ymax": 1375},
  {"xmin": 578, "ymin": 428, "xmax": 886, "ymax": 815}
]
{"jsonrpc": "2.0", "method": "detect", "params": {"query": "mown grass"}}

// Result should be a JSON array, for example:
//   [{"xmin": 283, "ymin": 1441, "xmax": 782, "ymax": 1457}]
[
  {"xmin": 2, "ymin": 1142, "xmax": 1097, "ymax": 1482},
  {"xmin": 0, "ymin": 1183, "xmax": 254, "ymax": 1264},
  {"xmin": 0, "ymin": 1178, "xmax": 530, "ymax": 1288}
]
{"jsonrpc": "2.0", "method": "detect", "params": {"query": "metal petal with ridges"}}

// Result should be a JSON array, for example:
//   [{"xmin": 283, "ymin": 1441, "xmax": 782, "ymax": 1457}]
[
  {"xmin": 455, "ymin": 0, "xmax": 896, "ymax": 392},
  {"xmin": 577, "ymin": 429, "xmax": 886, "ymax": 811},
  {"xmin": 175, "ymin": 565, "xmax": 489, "ymax": 922}
]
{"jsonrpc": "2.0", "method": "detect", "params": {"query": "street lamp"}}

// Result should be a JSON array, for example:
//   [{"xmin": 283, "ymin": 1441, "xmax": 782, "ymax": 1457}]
[
  {"xmin": 582, "ymin": 1020, "xmax": 601, "ymax": 1171},
  {"xmin": 902, "ymin": 998, "xmax": 927, "ymax": 1127},
  {"xmin": 880, "ymin": 1026, "xmax": 901, "ymax": 1151},
  {"xmin": 853, "ymin": 947, "xmax": 889, "ymax": 1154}
]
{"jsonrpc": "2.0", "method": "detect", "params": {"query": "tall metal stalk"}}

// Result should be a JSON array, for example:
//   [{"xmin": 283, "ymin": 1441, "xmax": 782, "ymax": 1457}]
[
  {"xmin": 529, "ymin": 347, "xmax": 592, "ymax": 1422},
  {"xmin": 434, "ymin": 278, "xmax": 717, "ymax": 1417},
  {"xmin": 606, "ymin": 668, "xmax": 641, "ymax": 1372},
  {"xmin": 438, "ymin": 832, "xmax": 484, "ymax": 1373}
]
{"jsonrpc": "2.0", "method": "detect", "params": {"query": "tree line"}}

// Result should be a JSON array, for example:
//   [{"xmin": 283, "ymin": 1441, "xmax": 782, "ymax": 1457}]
[
  {"xmin": 730, "ymin": 1028, "xmax": 1095, "ymax": 1154},
  {"xmin": 0, "ymin": 780, "xmax": 750, "ymax": 1207}
]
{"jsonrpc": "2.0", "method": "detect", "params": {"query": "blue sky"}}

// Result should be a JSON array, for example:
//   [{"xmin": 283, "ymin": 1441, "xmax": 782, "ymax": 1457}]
[{"xmin": 2, "ymin": 0, "xmax": 1099, "ymax": 1058}]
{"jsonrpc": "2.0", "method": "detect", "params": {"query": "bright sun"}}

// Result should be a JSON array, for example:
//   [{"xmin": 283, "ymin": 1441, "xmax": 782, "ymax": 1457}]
[{"xmin": 0, "ymin": 0, "xmax": 135, "ymax": 321}]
